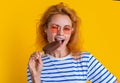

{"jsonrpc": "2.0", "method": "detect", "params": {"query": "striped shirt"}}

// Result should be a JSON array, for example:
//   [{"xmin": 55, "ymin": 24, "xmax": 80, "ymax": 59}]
[{"xmin": 27, "ymin": 52, "xmax": 117, "ymax": 83}]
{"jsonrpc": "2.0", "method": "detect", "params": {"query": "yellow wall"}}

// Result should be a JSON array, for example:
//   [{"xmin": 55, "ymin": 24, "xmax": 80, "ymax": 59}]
[{"xmin": 0, "ymin": 0, "xmax": 120, "ymax": 83}]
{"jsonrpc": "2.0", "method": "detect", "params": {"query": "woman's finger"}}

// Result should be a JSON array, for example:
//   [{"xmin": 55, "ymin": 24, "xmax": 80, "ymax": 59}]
[{"xmin": 38, "ymin": 52, "xmax": 43, "ymax": 64}]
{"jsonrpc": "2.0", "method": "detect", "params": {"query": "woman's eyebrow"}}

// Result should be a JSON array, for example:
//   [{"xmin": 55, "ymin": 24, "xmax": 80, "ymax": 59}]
[
  {"xmin": 51, "ymin": 23, "xmax": 72, "ymax": 27},
  {"xmin": 51, "ymin": 23, "xmax": 59, "ymax": 26}
]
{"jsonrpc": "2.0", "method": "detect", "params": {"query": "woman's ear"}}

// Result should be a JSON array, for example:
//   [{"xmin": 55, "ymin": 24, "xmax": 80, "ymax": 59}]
[
  {"xmin": 44, "ymin": 28, "xmax": 47, "ymax": 33},
  {"xmin": 44, "ymin": 30, "xmax": 46, "ymax": 33}
]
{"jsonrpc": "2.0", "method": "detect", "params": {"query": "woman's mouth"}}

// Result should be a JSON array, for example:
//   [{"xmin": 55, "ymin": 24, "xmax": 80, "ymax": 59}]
[
  {"xmin": 59, "ymin": 40, "xmax": 65, "ymax": 44},
  {"xmin": 55, "ymin": 38, "xmax": 65, "ymax": 45}
]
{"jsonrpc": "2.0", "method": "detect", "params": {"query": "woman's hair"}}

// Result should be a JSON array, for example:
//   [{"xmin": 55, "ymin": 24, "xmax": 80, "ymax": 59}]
[{"xmin": 36, "ymin": 2, "xmax": 82, "ymax": 57}]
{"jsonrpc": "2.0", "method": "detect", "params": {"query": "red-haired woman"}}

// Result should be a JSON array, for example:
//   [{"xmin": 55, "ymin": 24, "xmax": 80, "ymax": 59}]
[{"xmin": 27, "ymin": 3, "xmax": 119, "ymax": 83}]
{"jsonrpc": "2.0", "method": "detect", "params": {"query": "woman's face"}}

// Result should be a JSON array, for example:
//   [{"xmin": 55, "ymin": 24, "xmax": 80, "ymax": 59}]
[{"xmin": 45, "ymin": 14, "xmax": 73, "ymax": 50}]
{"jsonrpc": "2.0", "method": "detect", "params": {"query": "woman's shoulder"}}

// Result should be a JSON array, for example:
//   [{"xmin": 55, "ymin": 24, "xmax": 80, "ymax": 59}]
[
  {"xmin": 80, "ymin": 51, "xmax": 91, "ymax": 55},
  {"xmin": 79, "ymin": 51, "xmax": 94, "ymax": 59}
]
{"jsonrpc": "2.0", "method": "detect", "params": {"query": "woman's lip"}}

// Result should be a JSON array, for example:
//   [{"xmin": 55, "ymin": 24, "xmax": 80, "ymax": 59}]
[
  {"xmin": 55, "ymin": 38, "xmax": 65, "ymax": 41},
  {"xmin": 55, "ymin": 36, "xmax": 65, "ymax": 40}
]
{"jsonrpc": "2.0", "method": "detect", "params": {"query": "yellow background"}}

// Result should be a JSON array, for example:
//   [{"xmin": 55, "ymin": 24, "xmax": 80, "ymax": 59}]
[{"xmin": 0, "ymin": 0, "xmax": 120, "ymax": 83}]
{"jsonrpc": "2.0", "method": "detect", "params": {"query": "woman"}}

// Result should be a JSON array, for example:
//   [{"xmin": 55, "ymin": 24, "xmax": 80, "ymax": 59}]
[{"xmin": 27, "ymin": 2, "xmax": 119, "ymax": 83}]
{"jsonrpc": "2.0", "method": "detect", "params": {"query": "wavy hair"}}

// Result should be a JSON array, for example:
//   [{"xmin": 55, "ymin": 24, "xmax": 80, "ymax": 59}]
[{"xmin": 36, "ymin": 2, "xmax": 82, "ymax": 57}]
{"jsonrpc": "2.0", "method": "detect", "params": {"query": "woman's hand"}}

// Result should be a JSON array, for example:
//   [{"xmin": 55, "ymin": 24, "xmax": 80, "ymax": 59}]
[{"xmin": 28, "ymin": 52, "xmax": 43, "ymax": 83}]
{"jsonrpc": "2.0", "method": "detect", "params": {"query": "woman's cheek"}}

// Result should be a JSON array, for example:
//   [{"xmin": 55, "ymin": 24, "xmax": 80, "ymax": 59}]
[
  {"xmin": 65, "ymin": 35, "xmax": 71, "ymax": 44},
  {"xmin": 66, "ymin": 34, "xmax": 71, "ymax": 40},
  {"xmin": 46, "ymin": 33, "xmax": 53, "ymax": 43},
  {"xmin": 50, "ymin": 33, "xmax": 56, "ymax": 42}
]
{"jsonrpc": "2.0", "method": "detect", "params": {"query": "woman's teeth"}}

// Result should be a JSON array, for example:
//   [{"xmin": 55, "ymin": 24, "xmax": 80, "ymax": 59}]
[{"xmin": 55, "ymin": 39, "xmax": 64, "ymax": 44}]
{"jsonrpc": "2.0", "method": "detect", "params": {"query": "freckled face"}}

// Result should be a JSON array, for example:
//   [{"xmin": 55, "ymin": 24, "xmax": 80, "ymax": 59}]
[{"xmin": 45, "ymin": 14, "xmax": 73, "ymax": 49}]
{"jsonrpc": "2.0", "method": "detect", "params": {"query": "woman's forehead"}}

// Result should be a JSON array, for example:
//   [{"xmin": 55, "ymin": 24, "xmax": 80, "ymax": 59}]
[{"xmin": 49, "ymin": 14, "xmax": 72, "ymax": 26}]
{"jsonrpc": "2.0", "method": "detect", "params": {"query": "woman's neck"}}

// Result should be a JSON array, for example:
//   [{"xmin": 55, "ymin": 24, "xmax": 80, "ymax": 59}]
[{"xmin": 51, "ymin": 47, "xmax": 70, "ymax": 58}]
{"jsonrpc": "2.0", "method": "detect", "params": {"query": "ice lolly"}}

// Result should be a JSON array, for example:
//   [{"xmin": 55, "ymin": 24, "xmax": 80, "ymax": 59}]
[{"xmin": 43, "ymin": 41, "xmax": 61, "ymax": 54}]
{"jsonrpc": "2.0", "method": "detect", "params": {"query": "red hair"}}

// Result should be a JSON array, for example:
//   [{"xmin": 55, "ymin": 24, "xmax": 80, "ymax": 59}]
[{"xmin": 36, "ymin": 2, "xmax": 82, "ymax": 57}]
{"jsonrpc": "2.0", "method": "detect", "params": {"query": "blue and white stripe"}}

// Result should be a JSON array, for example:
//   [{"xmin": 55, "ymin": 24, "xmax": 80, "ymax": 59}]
[{"xmin": 27, "ymin": 52, "xmax": 117, "ymax": 83}]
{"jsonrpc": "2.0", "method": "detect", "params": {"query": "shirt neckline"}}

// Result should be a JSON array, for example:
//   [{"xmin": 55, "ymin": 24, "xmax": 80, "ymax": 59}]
[{"xmin": 47, "ymin": 53, "xmax": 72, "ymax": 61}]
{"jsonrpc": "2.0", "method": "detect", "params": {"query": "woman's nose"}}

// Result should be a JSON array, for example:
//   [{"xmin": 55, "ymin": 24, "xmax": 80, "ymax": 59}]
[{"xmin": 57, "ymin": 28, "xmax": 64, "ymax": 35}]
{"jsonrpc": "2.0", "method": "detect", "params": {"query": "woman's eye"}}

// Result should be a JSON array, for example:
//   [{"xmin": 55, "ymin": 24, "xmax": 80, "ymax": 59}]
[
  {"xmin": 64, "ymin": 28, "xmax": 71, "ymax": 31},
  {"xmin": 51, "ymin": 25, "xmax": 58, "ymax": 29},
  {"xmin": 52, "ymin": 26, "xmax": 58, "ymax": 29},
  {"xmin": 64, "ymin": 26, "xmax": 71, "ymax": 31},
  {"xmin": 50, "ymin": 25, "xmax": 58, "ymax": 33}
]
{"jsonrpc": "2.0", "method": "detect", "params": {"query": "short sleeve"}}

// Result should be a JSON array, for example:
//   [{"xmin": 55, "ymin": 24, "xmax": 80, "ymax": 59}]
[
  {"xmin": 27, "ymin": 67, "xmax": 32, "ymax": 83},
  {"xmin": 87, "ymin": 54, "xmax": 117, "ymax": 83}
]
